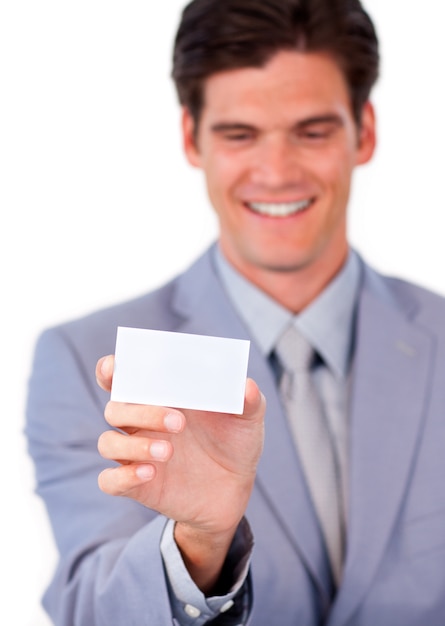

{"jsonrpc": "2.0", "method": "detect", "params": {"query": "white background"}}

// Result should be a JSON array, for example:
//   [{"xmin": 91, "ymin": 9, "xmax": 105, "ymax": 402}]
[{"xmin": 1, "ymin": 1, "xmax": 444, "ymax": 624}]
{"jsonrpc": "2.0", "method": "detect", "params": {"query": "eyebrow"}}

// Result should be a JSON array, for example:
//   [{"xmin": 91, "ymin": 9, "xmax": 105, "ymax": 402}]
[
  {"xmin": 210, "ymin": 122, "xmax": 257, "ymax": 133},
  {"xmin": 295, "ymin": 114, "xmax": 344, "ymax": 130},
  {"xmin": 210, "ymin": 114, "xmax": 344, "ymax": 134}
]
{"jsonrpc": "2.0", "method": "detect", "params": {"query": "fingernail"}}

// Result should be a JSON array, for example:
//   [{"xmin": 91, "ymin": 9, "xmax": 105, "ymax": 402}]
[
  {"xmin": 150, "ymin": 441, "xmax": 169, "ymax": 460},
  {"xmin": 164, "ymin": 412, "xmax": 183, "ymax": 433},
  {"xmin": 135, "ymin": 464, "xmax": 154, "ymax": 481}
]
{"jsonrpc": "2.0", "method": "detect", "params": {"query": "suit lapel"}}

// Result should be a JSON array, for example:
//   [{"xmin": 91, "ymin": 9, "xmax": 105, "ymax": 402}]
[
  {"xmin": 172, "ymin": 247, "xmax": 333, "ymax": 604},
  {"xmin": 330, "ymin": 266, "xmax": 435, "ymax": 625}
]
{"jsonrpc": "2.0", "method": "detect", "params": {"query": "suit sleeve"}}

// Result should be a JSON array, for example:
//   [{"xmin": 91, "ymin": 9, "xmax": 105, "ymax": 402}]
[{"xmin": 25, "ymin": 326, "xmax": 252, "ymax": 625}]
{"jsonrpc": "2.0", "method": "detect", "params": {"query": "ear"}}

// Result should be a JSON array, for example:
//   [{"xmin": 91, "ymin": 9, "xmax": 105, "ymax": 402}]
[
  {"xmin": 355, "ymin": 101, "xmax": 377, "ymax": 166},
  {"xmin": 181, "ymin": 107, "xmax": 202, "ymax": 168}
]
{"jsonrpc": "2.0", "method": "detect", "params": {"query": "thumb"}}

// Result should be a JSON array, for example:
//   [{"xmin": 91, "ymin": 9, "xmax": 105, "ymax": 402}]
[
  {"xmin": 242, "ymin": 378, "xmax": 266, "ymax": 421},
  {"xmin": 95, "ymin": 355, "xmax": 115, "ymax": 392}
]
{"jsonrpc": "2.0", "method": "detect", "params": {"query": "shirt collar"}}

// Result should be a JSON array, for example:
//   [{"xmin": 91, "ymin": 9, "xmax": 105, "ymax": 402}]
[
  {"xmin": 294, "ymin": 252, "xmax": 361, "ymax": 378},
  {"xmin": 213, "ymin": 246, "xmax": 362, "ymax": 380}
]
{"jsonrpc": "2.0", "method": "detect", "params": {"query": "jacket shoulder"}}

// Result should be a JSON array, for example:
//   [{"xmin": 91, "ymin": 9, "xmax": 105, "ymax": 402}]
[
  {"xmin": 379, "ymin": 272, "xmax": 445, "ymax": 334},
  {"xmin": 33, "ymin": 275, "xmax": 183, "ymax": 373}
]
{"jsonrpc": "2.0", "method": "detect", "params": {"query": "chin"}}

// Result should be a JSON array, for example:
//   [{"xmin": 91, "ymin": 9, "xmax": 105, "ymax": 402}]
[{"xmin": 247, "ymin": 253, "xmax": 313, "ymax": 274}]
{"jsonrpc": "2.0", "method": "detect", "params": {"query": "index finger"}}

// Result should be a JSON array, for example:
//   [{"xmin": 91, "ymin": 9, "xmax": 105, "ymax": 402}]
[{"xmin": 96, "ymin": 355, "xmax": 115, "ymax": 392}]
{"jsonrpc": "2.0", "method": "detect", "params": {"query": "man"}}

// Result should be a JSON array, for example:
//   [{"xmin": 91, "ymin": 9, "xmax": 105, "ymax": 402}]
[{"xmin": 26, "ymin": 0, "xmax": 445, "ymax": 624}]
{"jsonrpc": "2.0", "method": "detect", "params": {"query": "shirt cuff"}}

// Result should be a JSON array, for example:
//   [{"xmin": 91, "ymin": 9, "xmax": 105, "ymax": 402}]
[{"xmin": 160, "ymin": 517, "xmax": 253, "ymax": 626}]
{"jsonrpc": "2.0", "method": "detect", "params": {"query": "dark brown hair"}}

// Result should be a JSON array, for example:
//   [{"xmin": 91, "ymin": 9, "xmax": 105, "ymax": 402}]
[{"xmin": 172, "ymin": 0, "xmax": 379, "ymax": 127}]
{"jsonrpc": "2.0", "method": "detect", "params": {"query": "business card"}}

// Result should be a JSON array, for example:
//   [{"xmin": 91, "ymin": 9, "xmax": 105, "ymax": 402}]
[{"xmin": 110, "ymin": 326, "xmax": 250, "ymax": 414}]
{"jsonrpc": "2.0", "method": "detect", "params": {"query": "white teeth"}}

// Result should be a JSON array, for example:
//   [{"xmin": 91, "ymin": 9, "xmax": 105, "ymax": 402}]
[{"xmin": 247, "ymin": 199, "xmax": 312, "ymax": 217}]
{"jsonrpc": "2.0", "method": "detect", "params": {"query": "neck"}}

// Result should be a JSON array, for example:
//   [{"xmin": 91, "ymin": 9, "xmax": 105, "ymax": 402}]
[{"xmin": 221, "ymin": 246, "xmax": 349, "ymax": 314}]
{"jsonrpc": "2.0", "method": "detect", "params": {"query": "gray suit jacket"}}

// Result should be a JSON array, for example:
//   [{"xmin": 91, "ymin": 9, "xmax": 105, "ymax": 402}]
[{"xmin": 26, "ymin": 245, "xmax": 445, "ymax": 625}]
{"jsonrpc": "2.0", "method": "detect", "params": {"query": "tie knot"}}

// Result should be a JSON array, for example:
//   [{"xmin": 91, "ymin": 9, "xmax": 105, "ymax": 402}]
[{"xmin": 275, "ymin": 324, "xmax": 315, "ymax": 373}]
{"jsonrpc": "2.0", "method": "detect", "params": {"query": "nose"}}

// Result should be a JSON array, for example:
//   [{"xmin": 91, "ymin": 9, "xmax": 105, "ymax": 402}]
[{"xmin": 250, "ymin": 134, "xmax": 303, "ymax": 189}]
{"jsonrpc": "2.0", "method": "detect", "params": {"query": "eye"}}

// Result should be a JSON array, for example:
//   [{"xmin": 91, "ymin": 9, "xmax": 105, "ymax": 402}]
[
  {"xmin": 212, "ymin": 123, "xmax": 258, "ymax": 146},
  {"xmin": 297, "ymin": 122, "xmax": 340, "ymax": 143},
  {"xmin": 301, "ymin": 130, "xmax": 328, "ymax": 140},
  {"xmin": 223, "ymin": 130, "xmax": 255, "ymax": 142}
]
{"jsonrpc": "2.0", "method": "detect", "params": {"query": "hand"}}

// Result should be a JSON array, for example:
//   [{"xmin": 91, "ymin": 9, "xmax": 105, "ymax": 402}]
[{"xmin": 96, "ymin": 355, "xmax": 265, "ymax": 591}]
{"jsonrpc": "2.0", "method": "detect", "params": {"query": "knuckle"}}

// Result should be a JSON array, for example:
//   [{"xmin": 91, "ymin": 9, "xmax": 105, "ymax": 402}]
[
  {"xmin": 113, "ymin": 471, "xmax": 128, "ymax": 495},
  {"xmin": 140, "ymin": 439, "xmax": 152, "ymax": 459},
  {"xmin": 104, "ymin": 401, "xmax": 115, "ymax": 424},
  {"xmin": 97, "ymin": 430, "xmax": 116, "ymax": 458},
  {"xmin": 141, "ymin": 404, "xmax": 162, "ymax": 427},
  {"xmin": 97, "ymin": 432, "xmax": 107, "ymax": 454}
]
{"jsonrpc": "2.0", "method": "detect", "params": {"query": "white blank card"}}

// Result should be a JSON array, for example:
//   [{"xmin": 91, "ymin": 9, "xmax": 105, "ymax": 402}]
[{"xmin": 111, "ymin": 326, "xmax": 251, "ymax": 414}]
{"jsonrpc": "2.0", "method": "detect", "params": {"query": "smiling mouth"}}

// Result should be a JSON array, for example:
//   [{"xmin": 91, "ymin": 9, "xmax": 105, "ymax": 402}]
[{"xmin": 246, "ymin": 199, "xmax": 314, "ymax": 217}]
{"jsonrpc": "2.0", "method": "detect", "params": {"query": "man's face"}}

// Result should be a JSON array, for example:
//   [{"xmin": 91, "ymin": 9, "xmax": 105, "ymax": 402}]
[{"xmin": 182, "ymin": 50, "xmax": 375, "ymax": 288}]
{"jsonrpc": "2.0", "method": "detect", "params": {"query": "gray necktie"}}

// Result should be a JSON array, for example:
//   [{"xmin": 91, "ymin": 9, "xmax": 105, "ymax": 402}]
[{"xmin": 276, "ymin": 324, "xmax": 344, "ymax": 585}]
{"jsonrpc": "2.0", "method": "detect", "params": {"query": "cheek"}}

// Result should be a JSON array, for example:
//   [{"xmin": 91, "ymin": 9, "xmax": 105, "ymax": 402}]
[
  {"xmin": 203, "ymin": 154, "xmax": 246, "ymax": 206},
  {"xmin": 312, "ymin": 148, "xmax": 355, "ymax": 199}
]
